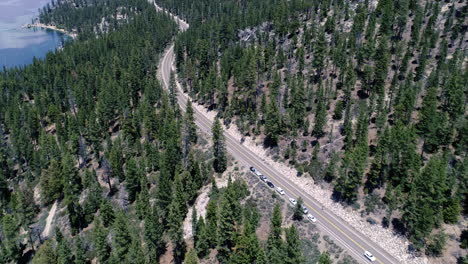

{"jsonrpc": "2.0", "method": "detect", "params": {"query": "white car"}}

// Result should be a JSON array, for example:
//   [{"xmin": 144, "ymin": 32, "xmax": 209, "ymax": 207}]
[
  {"xmin": 307, "ymin": 214, "xmax": 317, "ymax": 222},
  {"xmin": 289, "ymin": 198, "xmax": 297, "ymax": 206},
  {"xmin": 364, "ymin": 251, "xmax": 376, "ymax": 262},
  {"xmin": 276, "ymin": 187, "xmax": 285, "ymax": 195},
  {"xmin": 301, "ymin": 205, "xmax": 309, "ymax": 214},
  {"xmin": 250, "ymin": 167, "xmax": 263, "ymax": 177}
]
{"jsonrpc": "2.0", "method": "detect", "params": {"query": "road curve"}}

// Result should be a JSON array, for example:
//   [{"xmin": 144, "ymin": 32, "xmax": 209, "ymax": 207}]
[{"xmin": 154, "ymin": 2, "xmax": 402, "ymax": 264}]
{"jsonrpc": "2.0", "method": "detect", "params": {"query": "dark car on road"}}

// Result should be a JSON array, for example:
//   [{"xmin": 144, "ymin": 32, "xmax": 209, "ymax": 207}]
[{"xmin": 266, "ymin": 181, "xmax": 275, "ymax": 188}]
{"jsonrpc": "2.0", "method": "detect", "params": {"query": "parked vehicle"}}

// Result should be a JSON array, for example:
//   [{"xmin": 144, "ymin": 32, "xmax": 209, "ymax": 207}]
[
  {"xmin": 301, "ymin": 205, "xmax": 309, "ymax": 214},
  {"xmin": 250, "ymin": 166, "xmax": 263, "ymax": 177},
  {"xmin": 307, "ymin": 214, "xmax": 317, "ymax": 223},
  {"xmin": 364, "ymin": 251, "xmax": 376, "ymax": 262},
  {"xmin": 259, "ymin": 175, "xmax": 268, "ymax": 182},
  {"xmin": 289, "ymin": 198, "xmax": 297, "ymax": 206},
  {"xmin": 266, "ymin": 181, "xmax": 275, "ymax": 188},
  {"xmin": 276, "ymin": 187, "xmax": 285, "ymax": 195}
]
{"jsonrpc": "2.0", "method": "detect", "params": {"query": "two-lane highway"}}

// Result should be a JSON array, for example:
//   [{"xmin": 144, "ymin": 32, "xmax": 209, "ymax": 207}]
[{"xmin": 154, "ymin": 2, "xmax": 402, "ymax": 263}]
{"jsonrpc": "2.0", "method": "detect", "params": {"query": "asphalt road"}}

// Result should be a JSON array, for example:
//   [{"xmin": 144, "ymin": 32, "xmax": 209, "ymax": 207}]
[{"xmin": 155, "ymin": 2, "xmax": 401, "ymax": 264}]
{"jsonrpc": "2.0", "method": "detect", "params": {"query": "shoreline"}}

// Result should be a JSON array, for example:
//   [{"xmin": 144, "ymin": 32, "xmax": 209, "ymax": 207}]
[{"xmin": 22, "ymin": 22, "xmax": 77, "ymax": 39}]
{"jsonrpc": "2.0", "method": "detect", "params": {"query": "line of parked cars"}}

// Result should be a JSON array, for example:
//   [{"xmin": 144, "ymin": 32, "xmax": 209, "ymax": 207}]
[
  {"xmin": 251, "ymin": 166, "xmax": 317, "ymax": 224},
  {"xmin": 250, "ymin": 166, "xmax": 377, "ymax": 262}
]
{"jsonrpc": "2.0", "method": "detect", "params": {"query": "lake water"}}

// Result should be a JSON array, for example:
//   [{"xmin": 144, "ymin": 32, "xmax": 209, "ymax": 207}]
[{"xmin": 0, "ymin": 0, "xmax": 69, "ymax": 70}]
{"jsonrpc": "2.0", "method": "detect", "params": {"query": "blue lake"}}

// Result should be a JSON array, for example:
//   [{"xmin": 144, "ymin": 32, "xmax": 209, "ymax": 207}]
[{"xmin": 0, "ymin": 0, "xmax": 70, "ymax": 70}]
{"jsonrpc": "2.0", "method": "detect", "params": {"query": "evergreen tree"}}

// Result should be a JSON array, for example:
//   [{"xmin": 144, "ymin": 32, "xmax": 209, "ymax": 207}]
[
  {"xmin": 313, "ymin": 28, "xmax": 327, "ymax": 77},
  {"xmin": 32, "ymin": 240, "xmax": 57, "ymax": 264},
  {"xmin": 100, "ymin": 199, "xmax": 115, "ymax": 227},
  {"xmin": 171, "ymin": 224, "xmax": 186, "ymax": 264},
  {"xmin": 40, "ymin": 159, "xmax": 63, "ymax": 205},
  {"xmin": 61, "ymin": 153, "xmax": 81, "ymax": 202},
  {"xmin": 264, "ymin": 94, "xmax": 281, "ymax": 146},
  {"xmin": 74, "ymin": 237, "xmax": 87, "ymax": 264},
  {"xmin": 205, "ymin": 199, "xmax": 218, "ymax": 248},
  {"xmin": 56, "ymin": 228, "xmax": 73, "ymax": 264},
  {"xmin": 313, "ymin": 85, "xmax": 327, "ymax": 137},
  {"xmin": 127, "ymin": 236, "xmax": 145, "ymax": 264},
  {"xmin": 136, "ymin": 177, "xmax": 150, "ymax": 220},
  {"xmin": 185, "ymin": 100, "xmax": 198, "ymax": 144},
  {"xmin": 68, "ymin": 200, "xmax": 84, "ymax": 235},
  {"xmin": 285, "ymin": 226, "xmax": 304, "ymax": 264},
  {"xmin": 93, "ymin": 218, "xmax": 110, "ymax": 263},
  {"xmin": 195, "ymin": 216, "xmax": 209, "ymax": 258},
  {"xmin": 267, "ymin": 203, "xmax": 284, "ymax": 264},
  {"xmin": 113, "ymin": 212, "xmax": 131, "ymax": 260},
  {"xmin": 144, "ymin": 206, "xmax": 165, "ymax": 263},
  {"xmin": 212, "ymin": 117, "xmax": 227, "ymax": 173},
  {"xmin": 293, "ymin": 198, "xmax": 304, "ymax": 221},
  {"xmin": 168, "ymin": 171, "xmax": 188, "ymax": 235},
  {"xmin": 184, "ymin": 249, "xmax": 199, "ymax": 264},
  {"xmin": 156, "ymin": 157, "xmax": 173, "ymax": 221},
  {"xmin": 125, "ymin": 158, "xmax": 141, "ymax": 203},
  {"xmin": 1, "ymin": 214, "xmax": 21, "ymax": 262},
  {"xmin": 217, "ymin": 195, "xmax": 236, "ymax": 263}
]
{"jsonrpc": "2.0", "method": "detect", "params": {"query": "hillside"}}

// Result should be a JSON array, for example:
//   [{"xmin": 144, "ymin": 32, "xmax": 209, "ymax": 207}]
[
  {"xmin": 0, "ymin": 1, "xmax": 361, "ymax": 264},
  {"xmin": 157, "ymin": 0, "xmax": 468, "ymax": 261}
]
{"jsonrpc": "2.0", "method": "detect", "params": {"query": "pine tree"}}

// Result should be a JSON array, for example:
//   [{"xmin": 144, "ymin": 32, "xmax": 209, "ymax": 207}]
[
  {"xmin": 144, "ymin": 206, "xmax": 165, "ymax": 263},
  {"xmin": 0, "ymin": 170, "xmax": 8, "ymax": 203},
  {"xmin": 100, "ymin": 199, "xmax": 115, "ymax": 227},
  {"xmin": 212, "ymin": 117, "xmax": 227, "ymax": 173},
  {"xmin": 313, "ymin": 87, "xmax": 327, "ymax": 137},
  {"xmin": 185, "ymin": 99, "xmax": 198, "ymax": 144},
  {"xmin": 171, "ymin": 224, "xmax": 186, "ymax": 264},
  {"xmin": 206, "ymin": 199, "xmax": 218, "ymax": 248},
  {"xmin": 285, "ymin": 226, "xmax": 304, "ymax": 264},
  {"xmin": 417, "ymin": 86, "xmax": 438, "ymax": 138},
  {"xmin": 168, "ymin": 171, "xmax": 188, "ymax": 235},
  {"xmin": 293, "ymin": 198, "xmax": 304, "ymax": 221},
  {"xmin": 373, "ymin": 36, "xmax": 390, "ymax": 97},
  {"xmin": 56, "ymin": 228, "xmax": 73, "ymax": 264},
  {"xmin": 217, "ymin": 195, "xmax": 236, "ymax": 263},
  {"xmin": 108, "ymin": 141, "xmax": 124, "ymax": 182},
  {"xmin": 229, "ymin": 232, "xmax": 252, "ymax": 264},
  {"xmin": 342, "ymin": 101, "xmax": 353, "ymax": 149},
  {"xmin": 113, "ymin": 212, "xmax": 131, "ymax": 260},
  {"xmin": 40, "ymin": 159, "xmax": 63, "ymax": 205},
  {"xmin": 264, "ymin": 94, "xmax": 281, "ymax": 146},
  {"xmin": 32, "ymin": 240, "xmax": 57, "ymax": 264},
  {"xmin": 61, "ymin": 153, "xmax": 81, "ymax": 203},
  {"xmin": 333, "ymin": 100, "xmax": 344, "ymax": 120},
  {"xmin": 74, "ymin": 237, "xmax": 86, "ymax": 264},
  {"xmin": 195, "ymin": 216, "xmax": 209, "ymax": 258},
  {"xmin": 313, "ymin": 28, "xmax": 327, "ymax": 78},
  {"xmin": 127, "ymin": 236, "xmax": 145, "ymax": 264},
  {"xmin": 136, "ymin": 177, "xmax": 150, "ymax": 220},
  {"xmin": 184, "ymin": 249, "xmax": 199, "ymax": 264},
  {"xmin": 290, "ymin": 78, "xmax": 306, "ymax": 128},
  {"xmin": 257, "ymin": 247, "xmax": 268, "ymax": 264},
  {"xmin": 93, "ymin": 217, "xmax": 110, "ymax": 263},
  {"xmin": 68, "ymin": 200, "xmax": 84, "ymax": 235},
  {"xmin": 125, "ymin": 158, "xmax": 141, "ymax": 203},
  {"xmin": 156, "ymin": 157, "xmax": 173, "ymax": 221},
  {"xmin": 443, "ymin": 71, "xmax": 465, "ymax": 121},
  {"xmin": 1, "ymin": 214, "xmax": 21, "ymax": 262},
  {"xmin": 267, "ymin": 203, "xmax": 284, "ymax": 264}
]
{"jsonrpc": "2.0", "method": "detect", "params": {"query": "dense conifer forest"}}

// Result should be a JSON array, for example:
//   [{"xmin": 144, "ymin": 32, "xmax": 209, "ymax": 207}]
[
  {"xmin": 158, "ymin": 0, "xmax": 467, "ymax": 259},
  {"xmin": 0, "ymin": 0, "xmax": 467, "ymax": 263}
]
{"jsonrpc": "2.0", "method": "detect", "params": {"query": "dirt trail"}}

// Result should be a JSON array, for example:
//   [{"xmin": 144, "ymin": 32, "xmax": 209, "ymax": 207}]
[{"xmin": 42, "ymin": 201, "xmax": 57, "ymax": 238}]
